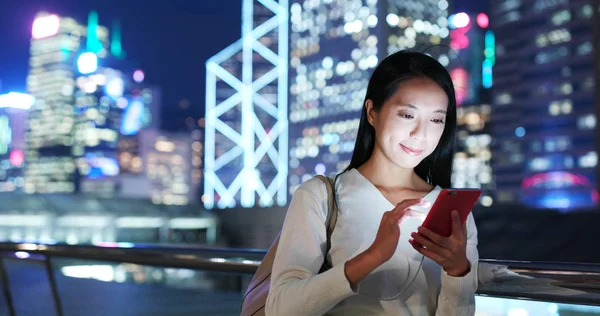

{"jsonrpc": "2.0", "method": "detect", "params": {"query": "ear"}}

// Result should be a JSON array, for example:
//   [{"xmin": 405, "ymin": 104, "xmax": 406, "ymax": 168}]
[{"xmin": 365, "ymin": 99, "xmax": 376, "ymax": 126}]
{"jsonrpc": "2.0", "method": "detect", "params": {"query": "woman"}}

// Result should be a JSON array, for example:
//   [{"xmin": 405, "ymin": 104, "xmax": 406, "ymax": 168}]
[{"xmin": 266, "ymin": 51, "xmax": 478, "ymax": 315}]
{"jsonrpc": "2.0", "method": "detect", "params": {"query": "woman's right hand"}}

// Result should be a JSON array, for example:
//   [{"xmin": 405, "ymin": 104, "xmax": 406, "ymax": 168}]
[
  {"xmin": 343, "ymin": 198, "xmax": 428, "ymax": 288},
  {"xmin": 367, "ymin": 198, "xmax": 425, "ymax": 265}
]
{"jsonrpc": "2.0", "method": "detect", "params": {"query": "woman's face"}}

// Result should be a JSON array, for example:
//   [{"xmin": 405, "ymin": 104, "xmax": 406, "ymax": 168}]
[{"xmin": 366, "ymin": 76, "xmax": 449, "ymax": 169}]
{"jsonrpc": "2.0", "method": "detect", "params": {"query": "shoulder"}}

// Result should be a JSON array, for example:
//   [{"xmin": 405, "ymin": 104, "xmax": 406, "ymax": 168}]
[
  {"xmin": 295, "ymin": 176, "xmax": 329, "ymax": 198},
  {"xmin": 291, "ymin": 171, "xmax": 357, "ymax": 210},
  {"xmin": 289, "ymin": 176, "xmax": 330, "ymax": 219}
]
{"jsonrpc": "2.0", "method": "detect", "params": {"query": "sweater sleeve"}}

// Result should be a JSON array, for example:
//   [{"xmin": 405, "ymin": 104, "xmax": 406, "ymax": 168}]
[
  {"xmin": 265, "ymin": 178, "xmax": 357, "ymax": 316},
  {"xmin": 435, "ymin": 212, "xmax": 479, "ymax": 316}
]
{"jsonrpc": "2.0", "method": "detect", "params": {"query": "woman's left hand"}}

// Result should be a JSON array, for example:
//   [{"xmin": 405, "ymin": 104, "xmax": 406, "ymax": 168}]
[{"xmin": 409, "ymin": 210, "xmax": 470, "ymax": 277}]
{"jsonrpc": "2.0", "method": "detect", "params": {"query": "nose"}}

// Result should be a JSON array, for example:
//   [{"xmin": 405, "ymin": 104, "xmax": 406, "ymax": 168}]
[{"xmin": 410, "ymin": 120, "xmax": 427, "ymax": 140}]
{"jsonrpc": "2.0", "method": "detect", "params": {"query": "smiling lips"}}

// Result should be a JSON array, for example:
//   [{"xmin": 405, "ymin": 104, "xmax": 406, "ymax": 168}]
[{"xmin": 400, "ymin": 144, "xmax": 423, "ymax": 156}]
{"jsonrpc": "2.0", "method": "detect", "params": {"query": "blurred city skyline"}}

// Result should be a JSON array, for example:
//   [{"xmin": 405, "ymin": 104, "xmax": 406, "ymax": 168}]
[
  {"xmin": 0, "ymin": 0, "xmax": 597, "ymax": 268},
  {"xmin": 2, "ymin": 0, "xmax": 596, "ymax": 212},
  {"xmin": 0, "ymin": 0, "xmax": 486, "ymax": 123},
  {"xmin": 2, "ymin": 6, "xmax": 600, "ymax": 316},
  {"xmin": 0, "ymin": 0, "xmax": 242, "ymax": 130}
]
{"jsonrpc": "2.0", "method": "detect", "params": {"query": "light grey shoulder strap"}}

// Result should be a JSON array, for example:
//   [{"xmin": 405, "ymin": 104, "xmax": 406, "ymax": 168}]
[{"xmin": 314, "ymin": 175, "xmax": 339, "ymax": 270}]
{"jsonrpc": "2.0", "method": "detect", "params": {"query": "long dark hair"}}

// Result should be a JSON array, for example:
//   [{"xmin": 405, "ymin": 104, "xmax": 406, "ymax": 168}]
[{"xmin": 342, "ymin": 50, "xmax": 457, "ymax": 188}]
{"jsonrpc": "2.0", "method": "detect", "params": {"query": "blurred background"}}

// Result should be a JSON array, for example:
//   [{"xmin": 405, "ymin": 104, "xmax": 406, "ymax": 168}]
[{"xmin": 1, "ymin": 0, "xmax": 600, "ymax": 315}]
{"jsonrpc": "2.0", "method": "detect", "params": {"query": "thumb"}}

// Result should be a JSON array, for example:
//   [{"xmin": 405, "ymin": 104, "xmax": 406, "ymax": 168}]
[{"xmin": 451, "ymin": 210, "xmax": 463, "ymax": 237}]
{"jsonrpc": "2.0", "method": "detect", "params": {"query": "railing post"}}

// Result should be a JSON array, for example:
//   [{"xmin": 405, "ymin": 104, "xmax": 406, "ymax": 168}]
[
  {"xmin": 0, "ymin": 257, "xmax": 15, "ymax": 316},
  {"xmin": 44, "ymin": 256, "xmax": 64, "ymax": 316}
]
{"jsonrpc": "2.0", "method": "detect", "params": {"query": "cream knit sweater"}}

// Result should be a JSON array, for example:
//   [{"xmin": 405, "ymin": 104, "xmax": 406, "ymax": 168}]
[{"xmin": 266, "ymin": 169, "xmax": 478, "ymax": 315}]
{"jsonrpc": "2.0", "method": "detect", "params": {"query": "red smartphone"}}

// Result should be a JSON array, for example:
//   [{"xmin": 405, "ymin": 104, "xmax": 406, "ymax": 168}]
[{"xmin": 421, "ymin": 189, "xmax": 482, "ymax": 237}]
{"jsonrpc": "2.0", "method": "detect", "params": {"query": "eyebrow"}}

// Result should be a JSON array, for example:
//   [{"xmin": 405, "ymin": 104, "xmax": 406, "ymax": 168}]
[{"xmin": 400, "ymin": 104, "xmax": 447, "ymax": 114}]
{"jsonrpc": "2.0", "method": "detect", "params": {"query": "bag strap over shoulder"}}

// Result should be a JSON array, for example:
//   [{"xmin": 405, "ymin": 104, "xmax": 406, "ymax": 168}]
[
  {"xmin": 314, "ymin": 175, "xmax": 339, "ymax": 271},
  {"xmin": 240, "ymin": 175, "xmax": 340, "ymax": 316}
]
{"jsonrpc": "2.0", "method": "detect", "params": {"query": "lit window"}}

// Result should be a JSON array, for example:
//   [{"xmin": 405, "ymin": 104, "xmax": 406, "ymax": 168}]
[
  {"xmin": 551, "ymin": 10, "xmax": 571, "ymax": 25},
  {"xmin": 545, "ymin": 140, "xmax": 556, "ymax": 152},
  {"xmin": 577, "ymin": 41, "xmax": 593, "ymax": 56},
  {"xmin": 577, "ymin": 114, "xmax": 596, "ymax": 130},
  {"xmin": 579, "ymin": 4, "xmax": 593, "ymax": 19},
  {"xmin": 579, "ymin": 152, "xmax": 598, "ymax": 168},
  {"xmin": 535, "ymin": 35, "xmax": 548, "ymax": 48},
  {"xmin": 560, "ymin": 99, "xmax": 572, "ymax": 114},
  {"xmin": 546, "ymin": 28, "xmax": 571, "ymax": 44},
  {"xmin": 560, "ymin": 83, "xmax": 573, "ymax": 95},
  {"xmin": 496, "ymin": 93, "xmax": 512, "ymax": 105},
  {"xmin": 549, "ymin": 102, "xmax": 560, "ymax": 116}
]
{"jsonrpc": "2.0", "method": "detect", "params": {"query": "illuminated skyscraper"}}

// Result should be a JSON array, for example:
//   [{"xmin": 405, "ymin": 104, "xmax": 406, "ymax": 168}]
[
  {"xmin": 117, "ymin": 128, "xmax": 201, "ymax": 206},
  {"xmin": 146, "ymin": 130, "xmax": 198, "ymax": 206},
  {"xmin": 116, "ymin": 80, "xmax": 166, "ymax": 201},
  {"xmin": 453, "ymin": 103, "xmax": 494, "ymax": 204},
  {"xmin": 191, "ymin": 127, "xmax": 204, "ymax": 204},
  {"xmin": 72, "ymin": 67, "xmax": 125, "ymax": 196},
  {"xmin": 118, "ymin": 81, "xmax": 162, "ymax": 175},
  {"xmin": 447, "ymin": 12, "xmax": 494, "ymax": 106},
  {"xmin": 25, "ymin": 12, "xmax": 111, "ymax": 194},
  {"xmin": 205, "ymin": 0, "xmax": 288, "ymax": 209},
  {"xmin": 288, "ymin": 0, "xmax": 451, "ymax": 193},
  {"xmin": 0, "ymin": 92, "xmax": 34, "ymax": 192},
  {"xmin": 124, "ymin": 78, "xmax": 161, "ymax": 132},
  {"xmin": 446, "ymin": 12, "xmax": 495, "ymax": 207},
  {"xmin": 490, "ymin": 0, "xmax": 600, "ymax": 210}
]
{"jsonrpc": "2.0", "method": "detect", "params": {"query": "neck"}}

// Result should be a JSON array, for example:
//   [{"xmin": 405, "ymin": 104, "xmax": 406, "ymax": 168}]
[{"xmin": 356, "ymin": 147, "xmax": 417, "ymax": 189}]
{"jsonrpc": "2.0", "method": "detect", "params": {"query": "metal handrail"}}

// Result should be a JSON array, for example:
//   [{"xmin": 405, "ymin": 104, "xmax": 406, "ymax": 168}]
[
  {"xmin": 0, "ymin": 242, "xmax": 599, "ymax": 316},
  {"xmin": 0, "ymin": 242, "xmax": 264, "ymax": 316},
  {"xmin": 0, "ymin": 242, "xmax": 264, "ymax": 273}
]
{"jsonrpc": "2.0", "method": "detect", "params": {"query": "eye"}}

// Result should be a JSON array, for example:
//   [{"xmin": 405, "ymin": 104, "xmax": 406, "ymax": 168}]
[
  {"xmin": 399, "ymin": 113, "xmax": 414, "ymax": 119},
  {"xmin": 431, "ymin": 118, "xmax": 445, "ymax": 124}
]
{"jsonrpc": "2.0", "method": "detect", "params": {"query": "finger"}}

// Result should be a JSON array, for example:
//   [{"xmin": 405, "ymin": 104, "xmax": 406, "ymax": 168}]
[
  {"xmin": 390, "ymin": 207, "xmax": 414, "ymax": 224},
  {"xmin": 394, "ymin": 198, "xmax": 423, "ymax": 211},
  {"xmin": 406, "ymin": 209, "xmax": 426, "ymax": 221},
  {"xmin": 391, "ymin": 199, "xmax": 423, "ymax": 219},
  {"xmin": 396, "ymin": 210, "xmax": 426, "ymax": 228},
  {"xmin": 417, "ymin": 225, "xmax": 449, "ymax": 248},
  {"xmin": 391, "ymin": 207, "xmax": 408, "ymax": 222},
  {"xmin": 451, "ymin": 211, "xmax": 463, "ymax": 238},
  {"xmin": 410, "ymin": 240, "xmax": 444, "ymax": 263},
  {"xmin": 419, "ymin": 200, "xmax": 432, "ymax": 208},
  {"xmin": 409, "ymin": 238, "xmax": 423, "ymax": 248},
  {"xmin": 462, "ymin": 217, "xmax": 468, "ymax": 237},
  {"xmin": 411, "ymin": 232, "xmax": 450, "ymax": 257},
  {"xmin": 388, "ymin": 207, "xmax": 406, "ymax": 222}
]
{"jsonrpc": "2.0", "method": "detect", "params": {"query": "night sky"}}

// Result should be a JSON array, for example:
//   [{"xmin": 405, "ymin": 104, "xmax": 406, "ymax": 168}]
[
  {"xmin": 0, "ymin": 0, "xmax": 241, "ymax": 129},
  {"xmin": 0, "ymin": 0, "xmax": 488, "ymax": 129}
]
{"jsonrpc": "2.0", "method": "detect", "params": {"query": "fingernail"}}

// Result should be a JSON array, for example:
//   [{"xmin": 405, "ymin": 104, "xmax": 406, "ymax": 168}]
[{"xmin": 410, "ymin": 232, "xmax": 416, "ymax": 237}]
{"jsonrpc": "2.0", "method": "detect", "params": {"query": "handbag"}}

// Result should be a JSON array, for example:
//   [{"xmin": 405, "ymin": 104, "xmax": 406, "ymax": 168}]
[{"xmin": 240, "ymin": 175, "xmax": 339, "ymax": 316}]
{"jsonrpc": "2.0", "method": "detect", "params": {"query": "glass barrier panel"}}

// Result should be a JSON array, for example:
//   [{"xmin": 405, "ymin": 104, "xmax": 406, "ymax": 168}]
[
  {"xmin": 51, "ymin": 258, "xmax": 249, "ymax": 316},
  {"xmin": 475, "ymin": 296, "xmax": 600, "ymax": 315},
  {"xmin": 1, "ymin": 257, "xmax": 59, "ymax": 316}
]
